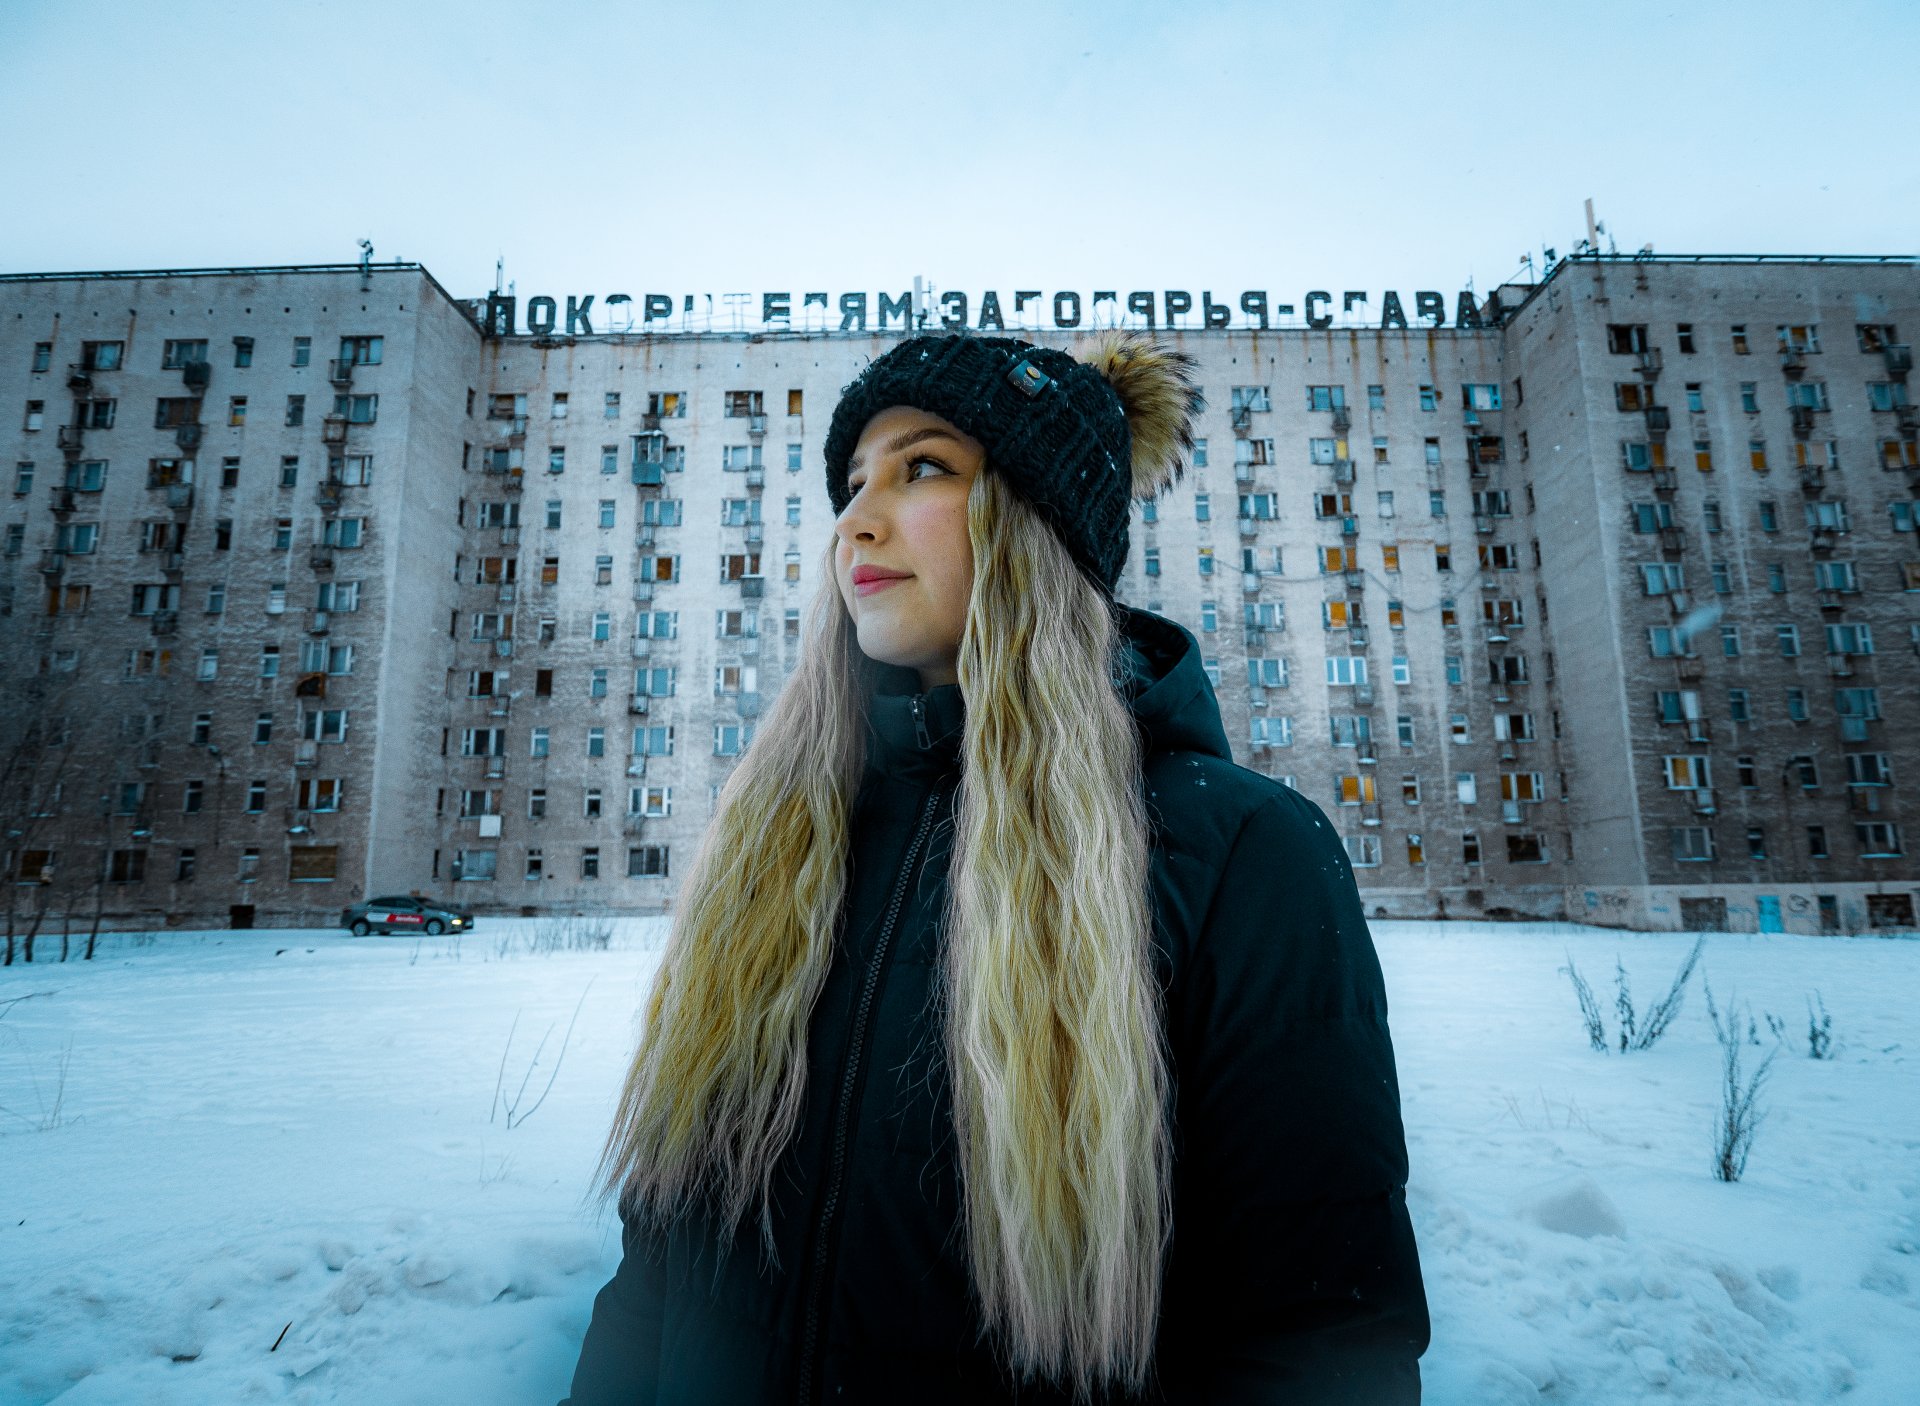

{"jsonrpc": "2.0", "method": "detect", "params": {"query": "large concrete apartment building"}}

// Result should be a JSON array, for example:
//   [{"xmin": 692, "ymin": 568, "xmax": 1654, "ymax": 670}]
[{"xmin": 2, "ymin": 252, "xmax": 1915, "ymax": 935}]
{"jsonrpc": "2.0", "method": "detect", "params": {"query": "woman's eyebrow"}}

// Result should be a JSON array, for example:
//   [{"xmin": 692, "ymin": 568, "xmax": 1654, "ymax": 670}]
[{"xmin": 847, "ymin": 426, "xmax": 962, "ymax": 475}]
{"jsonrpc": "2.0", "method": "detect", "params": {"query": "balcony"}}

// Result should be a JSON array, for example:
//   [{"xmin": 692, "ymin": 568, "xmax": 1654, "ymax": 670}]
[
  {"xmin": 626, "ymin": 756, "xmax": 648, "ymax": 777},
  {"xmin": 1331, "ymin": 407, "xmax": 1352, "ymax": 434},
  {"xmin": 1238, "ymin": 515, "xmax": 1261, "ymax": 539},
  {"xmin": 1675, "ymin": 656, "xmax": 1705, "ymax": 681},
  {"xmin": 327, "ymin": 359, "xmax": 354, "ymax": 387},
  {"xmin": 1330, "ymin": 459, "xmax": 1355, "ymax": 485},
  {"xmin": 738, "ymin": 577, "xmax": 765, "ymax": 599},
  {"xmin": 484, "ymin": 756, "xmax": 505, "ymax": 779},
  {"xmin": 1797, "ymin": 465, "xmax": 1825, "ymax": 496},
  {"xmin": 745, "ymin": 466, "xmax": 765, "ymax": 489},
  {"xmin": 162, "ymin": 551, "xmax": 185, "ymax": 577},
  {"xmin": 321, "ymin": 415, "xmax": 348, "ymax": 444},
  {"xmin": 623, "ymin": 814, "xmax": 651, "ymax": 835},
  {"xmin": 294, "ymin": 741, "xmax": 318, "ymax": 768},
  {"xmin": 1353, "ymin": 684, "xmax": 1375, "ymax": 707},
  {"xmin": 150, "ymin": 609, "xmax": 178, "ymax": 637},
  {"xmin": 1348, "ymin": 625, "xmax": 1370, "ymax": 648},
  {"xmin": 1816, "ymin": 589, "xmax": 1846, "ymax": 613},
  {"xmin": 167, "ymin": 483, "xmax": 194, "ymax": 512},
  {"xmin": 1657, "ymin": 526, "xmax": 1686, "ymax": 555},
  {"xmin": 1342, "ymin": 570, "xmax": 1365, "ymax": 591},
  {"xmin": 632, "ymin": 578, "xmax": 654, "ymax": 602},
  {"xmin": 309, "ymin": 610, "xmax": 330, "ymax": 635},
  {"xmin": 1502, "ymin": 799, "xmax": 1525, "ymax": 824},
  {"xmin": 495, "ymin": 582, "xmax": 516, "ymax": 604},
  {"xmin": 38, "ymin": 550, "xmax": 65, "ymax": 575},
  {"xmin": 309, "ymin": 549, "xmax": 335, "ymax": 572},
  {"xmin": 1338, "ymin": 515, "xmax": 1359, "ymax": 539},
  {"xmin": 631, "ymin": 636, "xmax": 651, "ymax": 658},
  {"xmin": 747, "ymin": 414, "xmax": 768, "ymax": 438},
  {"xmin": 48, "ymin": 486, "xmax": 76, "ymax": 514},
  {"xmin": 1692, "ymin": 788, "xmax": 1717, "ymax": 815},
  {"xmin": 65, "ymin": 364, "xmax": 92, "ymax": 391},
  {"xmin": 1789, "ymin": 405, "xmax": 1816, "ymax": 439},
  {"xmin": 1779, "ymin": 349, "xmax": 1807, "ymax": 379},
  {"xmin": 56, "ymin": 424, "xmax": 85, "ymax": 451},
  {"xmin": 1229, "ymin": 405, "xmax": 1252, "ymax": 435},
  {"xmin": 494, "ymin": 638, "xmax": 513, "ymax": 657},
  {"xmin": 1473, "ymin": 514, "xmax": 1494, "ymax": 534},
  {"xmin": 1650, "ymin": 468, "xmax": 1678, "ymax": 497},
  {"xmin": 1241, "ymin": 571, "xmax": 1262, "ymax": 596},
  {"xmin": 1358, "ymin": 802, "xmax": 1382, "ymax": 827},
  {"xmin": 1636, "ymin": 348, "xmax": 1663, "ymax": 379},
  {"xmin": 1886, "ymin": 344, "xmax": 1913, "ymax": 377},
  {"xmin": 744, "ymin": 522, "xmax": 763, "ymax": 545},
  {"xmin": 628, "ymin": 694, "xmax": 651, "ymax": 714}
]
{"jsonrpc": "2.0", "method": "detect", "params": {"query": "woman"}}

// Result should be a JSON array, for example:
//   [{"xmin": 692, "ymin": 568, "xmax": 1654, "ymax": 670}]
[{"xmin": 564, "ymin": 332, "xmax": 1428, "ymax": 1404}]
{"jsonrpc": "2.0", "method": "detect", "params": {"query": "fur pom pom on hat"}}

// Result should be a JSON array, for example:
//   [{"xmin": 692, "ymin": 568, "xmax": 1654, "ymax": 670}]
[{"xmin": 823, "ymin": 331, "xmax": 1202, "ymax": 595}]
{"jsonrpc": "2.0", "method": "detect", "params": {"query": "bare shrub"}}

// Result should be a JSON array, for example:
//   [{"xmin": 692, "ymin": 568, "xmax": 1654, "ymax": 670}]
[
  {"xmin": 1562, "ymin": 936, "xmax": 1702, "ymax": 1054},
  {"xmin": 491, "ymin": 982, "xmax": 594, "ymax": 1131},
  {"xmin": 1806, "ymin": 991, "xmax": 1834, "ymax": 1060},
  {"xmin": 1561, "ymin": 955, "xmax": 1608, "ymax": 1052},
  {"xmin": 1705, "ymin": 978, "xmax": 1777, "ymax": 1183},
  {"xmin": 528, "ymin": 915, "xmax": 614, "ymax": 955}
]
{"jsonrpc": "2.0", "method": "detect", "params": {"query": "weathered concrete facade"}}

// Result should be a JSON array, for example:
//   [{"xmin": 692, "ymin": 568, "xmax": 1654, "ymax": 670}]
[{"xmin": 2, "ymin": 255, "xmax": 1914, "ymax": 935}]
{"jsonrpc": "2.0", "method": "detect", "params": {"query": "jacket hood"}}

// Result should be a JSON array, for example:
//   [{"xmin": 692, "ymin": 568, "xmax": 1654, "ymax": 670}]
[{"xmin": 863, "ymin": 606, "xmax": 1232, "ymax": 782}]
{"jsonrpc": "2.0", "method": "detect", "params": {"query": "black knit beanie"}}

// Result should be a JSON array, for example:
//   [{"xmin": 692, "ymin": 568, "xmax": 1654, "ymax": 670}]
[{"xmin": 823, "ymin": 332, "xmax": 1203, "ymax": 596}]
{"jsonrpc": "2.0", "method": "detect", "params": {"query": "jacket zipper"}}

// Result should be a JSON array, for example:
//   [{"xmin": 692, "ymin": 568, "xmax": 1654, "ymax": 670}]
[{"xmin": 795, "ymin": 756, "xmax": 947, "ymax": 1405}]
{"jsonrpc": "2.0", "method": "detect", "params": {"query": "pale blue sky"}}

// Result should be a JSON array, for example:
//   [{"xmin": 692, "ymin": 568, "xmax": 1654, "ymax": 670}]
[{"xmin": 3, "ymin": 0, "xmax": 1914, "ymax": 303}]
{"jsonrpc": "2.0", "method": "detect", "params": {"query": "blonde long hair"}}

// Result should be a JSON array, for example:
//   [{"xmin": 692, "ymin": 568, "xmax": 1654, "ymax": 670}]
[{"xmin": 594, "ymin": 459, "xmax": 1171, "ymax": 1400}]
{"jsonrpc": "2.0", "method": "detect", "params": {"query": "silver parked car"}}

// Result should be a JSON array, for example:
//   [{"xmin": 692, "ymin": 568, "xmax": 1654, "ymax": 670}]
[{"xmin": 341, "ymin": 895, "xmax": 474, "ymax": 937}]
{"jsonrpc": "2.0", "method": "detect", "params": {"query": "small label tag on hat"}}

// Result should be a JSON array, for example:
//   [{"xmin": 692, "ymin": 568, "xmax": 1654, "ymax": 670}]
[{"xmin": 1007, "ymin": 358, "xmax": 1051, "ymax": 398}]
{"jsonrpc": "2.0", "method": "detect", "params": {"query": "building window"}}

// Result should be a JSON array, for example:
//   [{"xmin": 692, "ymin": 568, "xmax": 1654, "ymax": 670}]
[
  {"xmin": 1855, "ymin": 823, "xmax": 1903, "ymax": 858},
  {"xmin": 1671, "ymin": 826, "xmax": 1716, "ymax": 862}
]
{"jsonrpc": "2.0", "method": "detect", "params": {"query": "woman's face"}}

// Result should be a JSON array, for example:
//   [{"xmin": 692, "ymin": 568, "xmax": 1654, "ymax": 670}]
[{"xmin": 834, "ymin": 405, "xmax": 983, "ymax": 689}]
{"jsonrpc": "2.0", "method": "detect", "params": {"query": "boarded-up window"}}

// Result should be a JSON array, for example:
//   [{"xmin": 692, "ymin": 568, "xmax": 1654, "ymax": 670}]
[{"xmin": 289, "ymin": 846, "xmax": 339, "ymax": 882}]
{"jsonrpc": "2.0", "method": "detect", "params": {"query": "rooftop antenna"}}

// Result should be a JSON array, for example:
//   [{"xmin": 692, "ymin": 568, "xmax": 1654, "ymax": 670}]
[
  {"xmin": 1584, "ymin": 198, "xmax": 1599, "ymax": 254},
  {"xmin": 358, "ymin": 238, "xmax": 374, "ymax": 290},
  {"xmin": 493, "ymin": 257, "xmax": 505, "ymax": 295}
]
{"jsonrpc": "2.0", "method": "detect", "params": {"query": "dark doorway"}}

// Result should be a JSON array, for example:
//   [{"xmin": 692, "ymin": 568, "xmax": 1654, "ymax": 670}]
[
  {"xmin": 1679, "ymin": 896, "xmax": 1727, "ymax": 932},
  {"xmin": 229, "ymin": 904, "xmax": 256, "ymax": 930}
]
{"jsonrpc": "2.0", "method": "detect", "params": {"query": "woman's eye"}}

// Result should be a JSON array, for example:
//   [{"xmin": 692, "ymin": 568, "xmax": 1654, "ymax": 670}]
[{"xmin": 907, "ymin": 457, "xmax": 950, "ymax": 480}]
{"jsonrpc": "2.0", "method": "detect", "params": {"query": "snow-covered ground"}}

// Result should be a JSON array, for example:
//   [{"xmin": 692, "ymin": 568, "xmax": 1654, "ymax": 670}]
[{"xmin": 2, "ymin": 918, "xmax": 1916, "ymax": 1405}]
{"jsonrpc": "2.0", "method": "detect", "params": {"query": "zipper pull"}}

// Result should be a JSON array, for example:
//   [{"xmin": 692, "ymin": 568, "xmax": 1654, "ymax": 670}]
[{"xmin": 911, "ymin": 694, "xmax": 931, "ymax": 750}]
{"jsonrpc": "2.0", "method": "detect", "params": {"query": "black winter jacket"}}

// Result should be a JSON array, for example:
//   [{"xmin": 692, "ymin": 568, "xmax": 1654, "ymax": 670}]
[{"xmin": 565, "ymin": 607, "xmax": 1428, "ymax": 1404}]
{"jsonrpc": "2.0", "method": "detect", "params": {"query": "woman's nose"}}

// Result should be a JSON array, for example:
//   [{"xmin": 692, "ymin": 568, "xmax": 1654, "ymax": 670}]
[{"xmin": 835, "ymin": 491, "xmax": 885, "ymax": 543}]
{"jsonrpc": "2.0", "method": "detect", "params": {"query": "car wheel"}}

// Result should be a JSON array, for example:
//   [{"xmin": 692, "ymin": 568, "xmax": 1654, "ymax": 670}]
[
  {"xmin": 350, "ymin": 920, "xmax": 371, "ymax": 937},
  {"xmin": 425, "ymin": 919, "xmax": 445, "ymax": 936}
]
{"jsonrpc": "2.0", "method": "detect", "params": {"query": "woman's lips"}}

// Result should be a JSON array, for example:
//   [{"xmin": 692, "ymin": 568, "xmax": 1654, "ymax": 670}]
[{"xmin": 855, "ymin": 575, "xmax": 908, "ymax": 596}]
